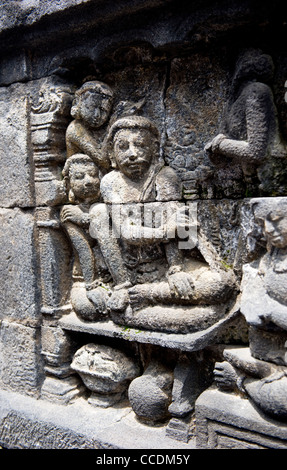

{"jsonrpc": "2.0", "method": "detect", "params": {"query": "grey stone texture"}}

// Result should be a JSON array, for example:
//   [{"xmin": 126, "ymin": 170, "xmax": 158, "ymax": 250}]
[
  {"xmin": 0, "ymin": 84, "xmax": 34, "ymax": 208},
  {"xmin": 0, "ymin": 208, "xmax": 39, "ymax": 324},
  {"xmin": 0, "ymin": 388, "xmax": 195, "ymax": 449},
  {"xmin": 0, "ymin": 0, "xmax": 287, "ymax": 450},
  {"xmin": 0, "ymin": 321, "xmax": 44, "ymax": 398},
  {"xmin": 195, "ymin": 387, "xmax": 287, "ymax": 449}
]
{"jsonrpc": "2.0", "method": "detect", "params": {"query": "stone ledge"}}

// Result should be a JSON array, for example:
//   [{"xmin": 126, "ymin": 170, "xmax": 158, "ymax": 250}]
[
  {"xmin": 59, "ymin": 309, "xmax": 241, "ymax": 352},
  {"xmin": 0, "ymin": 388, "xmax": 195, "ymax": 449}
]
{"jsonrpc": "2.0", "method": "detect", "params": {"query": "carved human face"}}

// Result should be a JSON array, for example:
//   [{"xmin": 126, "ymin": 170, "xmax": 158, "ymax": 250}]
[
  {"xmin": 78, "ymin": 90, "xmax": 113, "ymax": 128},
  {"xmin": 113, "ymin": 128, "xmax": 156, "ymax": 180},
  {"xmin": 263, "ymin": 211, "xmax": 287, "ymax": 249},
  {"xmin": 69, "ymin": 162, "xmax": 100, "ymax": 203}
]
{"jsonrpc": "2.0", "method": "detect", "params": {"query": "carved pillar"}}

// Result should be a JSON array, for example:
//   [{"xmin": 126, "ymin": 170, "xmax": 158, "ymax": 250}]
[
  {"xmin": 31, "ymin": 80, "xmax": 74, "ymax": 207},
  {"xmin": 36, "ymin": 205, "xmax": 84, "ymax": 403},
  {"xmin": 31, "ymin": 79, "xmax": 84, "ymax": 403}
]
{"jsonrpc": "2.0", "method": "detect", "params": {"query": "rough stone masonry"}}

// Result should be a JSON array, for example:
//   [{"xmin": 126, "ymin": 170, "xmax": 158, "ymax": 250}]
[{"xmin": 1, "ymin": 0, "xmax": 287, "ymax": 449}]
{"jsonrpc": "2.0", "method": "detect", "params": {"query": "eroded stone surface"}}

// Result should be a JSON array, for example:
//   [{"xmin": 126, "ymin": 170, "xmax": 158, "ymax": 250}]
[
  {"xmin": 1, "ymin": 0, "xmax": 287, "ymax": 451},
  {"xmin": 0, "ymin": 208, "xmax": 39, "ymax": 324},
  {"xmin": 0, "ymin": 84, "xmax": 34, "ymax": 208}
]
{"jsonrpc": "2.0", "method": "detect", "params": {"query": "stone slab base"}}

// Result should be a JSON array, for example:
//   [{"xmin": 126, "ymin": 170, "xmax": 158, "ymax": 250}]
[
  {"xmin": 195, "ymin": 387, "xmax": 287, "ymax": 449},
  {"xmin": 0, "ymin": 388, "xmax": 196, "ymax": 449}
]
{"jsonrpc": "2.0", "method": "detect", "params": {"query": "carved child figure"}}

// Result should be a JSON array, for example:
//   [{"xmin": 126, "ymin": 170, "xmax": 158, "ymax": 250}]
[
  {"xmin": 214, "ymin": 199, "xmax": 287, "ymax": 421},
  {"xmin": 89, "ymin": 116, "xmax": 237, "ymax": 333},
  {"xmin": 61, "ymin": 153, "xmax": 111, "ymax": 321},
  {"xmin": 66, "ymin": 80, "xmax": 114, "ymax": 174}
]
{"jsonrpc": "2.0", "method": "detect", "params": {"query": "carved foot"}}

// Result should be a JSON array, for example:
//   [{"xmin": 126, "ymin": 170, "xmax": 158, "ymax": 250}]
[
  {"xmin": 128, "ymin": 284, "xmax": 154, "ymax": 310},
  {"xmin": 214, "ymin": 361, "xmax": 239, "ymax": 392}
]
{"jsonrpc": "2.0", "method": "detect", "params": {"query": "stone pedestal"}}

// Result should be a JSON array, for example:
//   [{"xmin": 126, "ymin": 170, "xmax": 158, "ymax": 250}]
[{"xmin": 195, "ymin": 388, "xmax": 287, "ymax": 449}]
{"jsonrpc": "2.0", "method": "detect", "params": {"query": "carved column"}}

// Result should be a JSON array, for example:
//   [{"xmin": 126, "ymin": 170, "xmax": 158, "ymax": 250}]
[
  {"xmin": 31, "ymin": 80, "xmax": 74, "ymax": 207},
  {"xmin": 31, "ymin": 79, "xmax": 84, "ymax": 403}
]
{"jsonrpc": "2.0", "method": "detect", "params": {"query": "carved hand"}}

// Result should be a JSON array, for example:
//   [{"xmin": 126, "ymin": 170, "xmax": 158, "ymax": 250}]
[
  {"xmin": 167, "ymin": 271, "xmax": 194, "ymax": 299},
  {"xmin": 204, "ymin": 134, "xmax": 228, "ymax": 165},
  {"xmin": 60, "ymin": 206, "xmax": 89, "ymax": 226},
  {"xmin": 107, "ymin": 288, "xmax": 130, "ymax": 312}
]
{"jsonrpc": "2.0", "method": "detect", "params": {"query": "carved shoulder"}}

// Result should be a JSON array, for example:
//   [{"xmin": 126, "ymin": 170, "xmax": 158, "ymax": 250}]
[
  {"xmin": 65, "ymin": 120, "xmax": 84, "ymax": 155},
  {"xmin": 244, "ymin": 82, "xmax": 274, "ymax": 105},
  {"xmin": 100, "ymin": 171, "xmax": 119, "ymax": 203},
  {"xmin": 155, "ymin": 166, "xmax": 182, "ymax": 201}
]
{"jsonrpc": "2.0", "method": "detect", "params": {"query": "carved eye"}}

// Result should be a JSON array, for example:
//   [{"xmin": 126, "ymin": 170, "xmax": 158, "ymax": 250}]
[
  {"xmin": 269, "ymin": 214, "xmax": 283, "ymax": 223},
  {"xmin": 118, "ymin": 141, "xmax": 129, "ymax": 150},
  {"xmin": 74, "ymin": 172, "xmax": 85, "ymax": 180},
  {"xmin": 135, "ymin": 140, "xmax": 145, "ymax": 148},
  {"xmin": 87, "ymin": 171, "xmax": 98, "ymax": 179},
  {"xmin": 100, "ymin": 99, "xmax": 112, "ymax": 110}
]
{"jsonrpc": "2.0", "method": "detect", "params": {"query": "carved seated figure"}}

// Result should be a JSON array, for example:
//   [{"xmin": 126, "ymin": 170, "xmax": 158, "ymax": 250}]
[
  {"xmin": 65, "ymin": 80, "xmax": 114, "ymax": 174},
  {"xmin": 214, "ymin": 199, "xmax": 287, "ymax": 421},
  {"xmin": 61, "ymin": 153, "xmax": 112, "ymax": 321},
  {"xmin": 89, "ymin": 116, "xmax": 237, "ymax": 333}
]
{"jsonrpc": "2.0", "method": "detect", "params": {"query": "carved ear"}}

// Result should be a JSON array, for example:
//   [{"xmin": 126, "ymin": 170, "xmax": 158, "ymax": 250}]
[
  {"xmin": 63, "ymin": 175, "xmax": 69, "ymax": 192},
  {"xmin": 152, "ymin": 139, "xmax": 160, "ymax": 155},
  {"xmin": 68, "ymin": 188, "xmax": 76, "ymax": 203},
  {"xmin": 70, "ymin": 95, "xmax": 80, "ymax": 119},
  {"xmin": 110, "ymin": 152, "xmax": 117, "ymax": 169},
  {"xmin": 104, "ymin": 140, "xmax": 117, "ymax": 169}
]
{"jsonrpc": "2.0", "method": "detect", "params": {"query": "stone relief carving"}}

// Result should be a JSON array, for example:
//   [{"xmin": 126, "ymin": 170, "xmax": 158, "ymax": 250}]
[
  {"xmin": 214, "ymin": 198, "xmax": 287, "ymax": 421},
  {"xmin": 60, "ymin": 153, "xmax": 112, "ymax": 321},
  {"xmin": 31, "ymin": 79, "xmax": 75, "ymax": 206},
  {"xmin": 87, "ymin": 115, "xmax": 238, "ymax": 334},
  {"xmin": 204, "ymin": 49, "xmax": 287, "ymax": 197},
  {"xmin": 65, "ymin": 80, "xmax": 114, "ymax": 174},
  {"xmin": 32, "ymin": 56, "xmax": 287, "ymax": 445}
]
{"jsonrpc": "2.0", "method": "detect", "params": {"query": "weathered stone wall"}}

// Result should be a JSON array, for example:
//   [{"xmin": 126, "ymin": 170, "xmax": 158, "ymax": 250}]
[{"xmin": 0, "ymin": 0, "xmax": 287, "ymax": 449}]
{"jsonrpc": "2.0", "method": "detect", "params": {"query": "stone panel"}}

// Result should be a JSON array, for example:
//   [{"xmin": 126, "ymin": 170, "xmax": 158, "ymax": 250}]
[
  {"xmin": 0, "ymin": 208, "xmax": 39, "ymax": 325},
  {"xmin": 0, "ymin": 83, "xmax": 35, "ymax": 208},
  {"xmin": 0, "ymin": 321, "xmax": 44, "ymax": 398}
]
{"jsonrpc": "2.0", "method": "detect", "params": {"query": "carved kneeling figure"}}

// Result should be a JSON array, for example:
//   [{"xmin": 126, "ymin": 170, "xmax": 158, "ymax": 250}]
[
  {"xmin": 214, "ymin": 347, "xmax": 287, "ymax": 421},
  {"xmin": 214, "ymin": 199, "xmax": 287, "ymax": 422}
]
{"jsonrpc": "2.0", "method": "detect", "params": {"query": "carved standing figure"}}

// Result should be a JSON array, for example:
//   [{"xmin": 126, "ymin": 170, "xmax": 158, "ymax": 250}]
[
  {"xmin": 214, "ymin": 199, "xmax": 287, "ymax": 421},
  {"xmin": 205, "ymin": 49, "xmax": 287, "ymax": 196},
  {"xmin": 65, "ymin": 80, "xmax": 114, "ymax": 174}
]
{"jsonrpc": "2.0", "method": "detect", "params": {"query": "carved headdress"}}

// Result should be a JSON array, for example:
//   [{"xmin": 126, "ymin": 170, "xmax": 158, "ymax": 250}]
[{"xmin": 70, "ymin": 81, "xmax": 114, "ymax": 119}]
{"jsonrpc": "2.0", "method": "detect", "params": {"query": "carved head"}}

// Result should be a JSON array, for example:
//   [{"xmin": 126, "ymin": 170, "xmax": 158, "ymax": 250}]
[
  {"xmin": 233, "ymin": 49, "xmax": 274, "ymax": 87},
  {"xmin": 104, "ymin": 116, "xmax": 160, "ymax": 180},
  {"xmin": 254, "ymin": 199, "xmax": 287, "ymax": 250},
  {"xmin": 71, "ymin": 81, "xmax": 113, "ymax": 128},
  {"xmin": 62, "ymin": 154, "xmax": 100, "ymax": 204}
]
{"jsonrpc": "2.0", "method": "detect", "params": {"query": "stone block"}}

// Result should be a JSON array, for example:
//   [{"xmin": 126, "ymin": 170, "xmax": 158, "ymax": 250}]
[
  {"xmin": 0, "ymin": 388, "xmax": 196, "ymax": 449},
  {"xmin": 0, "ymin": 208, "xmax": 40, "ymax": 325},
  {"xmin": 0, "ymin": 321, "xmax": 44, "ymax": 398},
  {"xmin": 0, "ymin": 83, "xmax": 35, "ymax": 208},
  {"xmin": 195, "ymin": 388, "xmax": 287, "ymax": 449}
]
